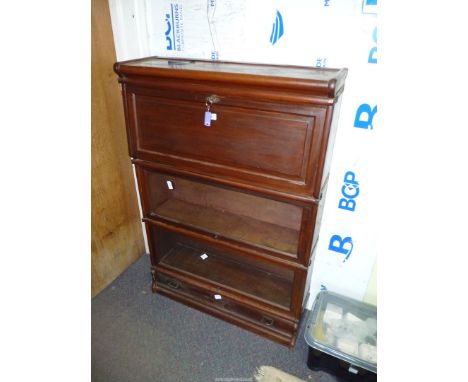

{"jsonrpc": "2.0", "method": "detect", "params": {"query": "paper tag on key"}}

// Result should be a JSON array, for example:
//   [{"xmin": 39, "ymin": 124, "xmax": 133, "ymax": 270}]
[
  {"xmin": 204, "ymin": 111, "xmax": 212, "ymax": 127},
  {"xmin": 200, "ymin": 253, "xmax": 208, "ymax": 260}
]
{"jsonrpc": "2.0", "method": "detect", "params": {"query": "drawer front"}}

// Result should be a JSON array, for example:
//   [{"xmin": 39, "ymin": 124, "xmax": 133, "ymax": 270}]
[
  {"xmin": 125, "ymin": 87, "xmax": 328, "ymax": 198},
  {"xmin": 155, "ymin": 272, "xmax": 297, "ymax": 338}
]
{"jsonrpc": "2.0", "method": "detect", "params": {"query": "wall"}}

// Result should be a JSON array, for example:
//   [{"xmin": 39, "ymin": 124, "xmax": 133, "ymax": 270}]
[
  {"xmin": 363, "ymin": 258, "xmax": 377, "ymax": 305},
  {"xmin": 92, "ymin": 0, "xmax": 145, "ymax": 297},
  {"xmin": 108, "ymin": 0, "xmax": 377, "ymax": 306}
]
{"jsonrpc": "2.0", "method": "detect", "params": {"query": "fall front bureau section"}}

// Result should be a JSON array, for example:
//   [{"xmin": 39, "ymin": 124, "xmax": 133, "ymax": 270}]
[
  {"xmin": 134, "ymin": 95, "xmax": 317, "ymax": 186},
  {"xmin": 116, "ymin": 57, "xmax": 347, "ymax": 201},
  {"xmin": 114, "ymin": 57, "xmax": 347, "ymax": 347}
]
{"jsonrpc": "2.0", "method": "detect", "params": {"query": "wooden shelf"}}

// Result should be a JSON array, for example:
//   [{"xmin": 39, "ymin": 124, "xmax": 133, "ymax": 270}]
[
  {"xmin": 159, "ymin": 241, "xmax": 293, "ymax": 309},
  {"xmin": 152, "ymin": 199, "xmax": 300, "ymax": 255}
]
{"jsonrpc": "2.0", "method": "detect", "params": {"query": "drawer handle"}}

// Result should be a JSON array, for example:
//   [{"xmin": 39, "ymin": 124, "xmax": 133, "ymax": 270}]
[
  {"xmin": 261, "ymin": 316, "xmax": 275, "ymax": 327},
  {"xmin": 167, "ymin": 279, "xmax": 180, "ymax": 289}
]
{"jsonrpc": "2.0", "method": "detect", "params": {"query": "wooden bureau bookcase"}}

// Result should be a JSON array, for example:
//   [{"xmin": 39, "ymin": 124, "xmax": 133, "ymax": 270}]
[{"xmin": 114, "ymin": 57, "xmax": 347, "ymax": 347}]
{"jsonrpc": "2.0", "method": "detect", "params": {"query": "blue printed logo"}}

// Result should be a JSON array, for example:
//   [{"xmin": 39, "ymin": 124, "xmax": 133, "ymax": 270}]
[
  {"xmin": 368, "ymin": 27, "xmax": 377, "ymax": 63},
  {"xmin": 329, "ymin": 235, "xmax": 354, "ymax": 262},
  {"xmin": 270, "ymin": 10, "xmax": 284, "ymax": 45},
  {"xmin": 362, "ymin": 0, "xmax": 377, "ymax": 14},
  {"xmin": 164, "ymin": 13, "xmax": 173, "ymax": 50},
  {"xmin": 354, "ymin": 103, "xmax": 377, "ymax": 129},
  {"xmin": 164, "ymin": 4, "xmax": 184, "ymax": 51},
  {"xmin": 338, "ymin": 171, "xmax": 359, "ymax": 212},
  {"xmin": 316, "ymin": 57, "xmax": 327, "ymax": 68}
]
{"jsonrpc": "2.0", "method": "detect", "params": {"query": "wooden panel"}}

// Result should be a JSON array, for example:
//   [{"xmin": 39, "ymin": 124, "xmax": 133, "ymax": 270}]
[
  {"xmin": 125, "ymin": 86, "xmax": 329, "ymax": 198},
  {"xmin": 91, "ymin": 0, "xmax": 145, "ymax": 297},
  {"xmin": 154, "ymin": 276, "xmax": 296, "ymax": 347},
  {"xmin": 152, "ymin": 199, "xmax": 300, "ymax": 256},
  {"xmin": 134, "ymin": 95, "xmax": 313, "ymax": 179}
]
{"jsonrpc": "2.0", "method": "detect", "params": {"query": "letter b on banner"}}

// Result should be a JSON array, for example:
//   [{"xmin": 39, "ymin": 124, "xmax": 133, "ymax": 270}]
[{"xmin": 329, "ymin": 235, "xmax": 353, "ymax": 262}]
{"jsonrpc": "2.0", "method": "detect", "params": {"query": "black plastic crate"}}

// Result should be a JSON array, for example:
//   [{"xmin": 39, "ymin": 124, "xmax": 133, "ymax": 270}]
[
  {"xmin": 304, "ymin": 291, "xmax": 377, "ymax": 381},
  {"xmin": 307, "ymin": 347, "xmax": 377, "ymax": 382}
]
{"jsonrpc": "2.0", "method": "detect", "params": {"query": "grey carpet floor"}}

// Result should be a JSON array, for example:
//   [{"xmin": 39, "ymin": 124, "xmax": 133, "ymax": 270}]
[{"xmin": 92, "ymin": 254, "xmax": 338, "ymax": 382}]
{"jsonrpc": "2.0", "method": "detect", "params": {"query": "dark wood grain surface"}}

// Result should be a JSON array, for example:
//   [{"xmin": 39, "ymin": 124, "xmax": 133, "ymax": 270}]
[
  {"xmin": 159, "ymin": 242, "xmax": 293, "ymax": 309},
  {"xmin": 115, "ymin": 56, "xmax": 347, "ymax": 98},
  {"xmin": 115, "ymin": 56, "xmax": 347, "ymax": 347},
  {"xmin": 153, "ymin": 199, "xmax": 300, "ymax": 255}
]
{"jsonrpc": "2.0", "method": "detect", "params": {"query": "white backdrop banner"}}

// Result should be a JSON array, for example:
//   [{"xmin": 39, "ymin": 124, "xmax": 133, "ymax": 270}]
[{"xmin": 110, "ymin": 0, "xmax": 378, "ymax": 307}]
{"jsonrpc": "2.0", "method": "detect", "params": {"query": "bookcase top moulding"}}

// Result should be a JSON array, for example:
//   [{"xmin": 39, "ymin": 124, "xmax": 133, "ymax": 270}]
[{"xmin": 114, "ymin": 56, "xmax": 348, "ymax": 99}]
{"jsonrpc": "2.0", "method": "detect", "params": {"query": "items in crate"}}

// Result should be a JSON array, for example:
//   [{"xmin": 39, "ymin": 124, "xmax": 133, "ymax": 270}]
[
  {"xmin": 317, "ymin": 304, "xmax": 377, "ymax": 362},
  {"xmin": 305, "ymin": 291, "xmax": 377, "ymax": 381}
]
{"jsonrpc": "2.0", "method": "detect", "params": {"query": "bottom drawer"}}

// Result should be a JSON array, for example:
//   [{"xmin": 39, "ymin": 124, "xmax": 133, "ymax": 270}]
[{"xmin": 154, "ymin": 270, "xmax": 299, "ymax": 347}]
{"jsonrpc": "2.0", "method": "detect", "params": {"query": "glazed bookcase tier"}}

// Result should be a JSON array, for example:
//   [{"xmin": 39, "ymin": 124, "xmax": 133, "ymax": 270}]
[{"xmin": 136, "ymin": 165, "xmax": 320, "ymax": 266}]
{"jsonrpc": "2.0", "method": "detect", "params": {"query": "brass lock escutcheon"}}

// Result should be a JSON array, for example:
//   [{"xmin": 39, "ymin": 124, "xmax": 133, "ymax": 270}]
[{"xmin": 205, "ymin": 94, "xmax": 221, "ymax": 106}]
